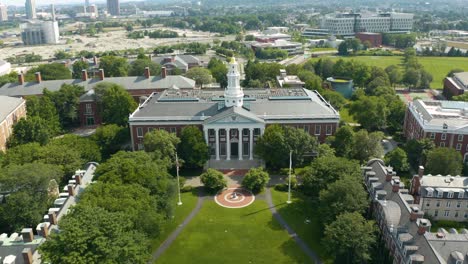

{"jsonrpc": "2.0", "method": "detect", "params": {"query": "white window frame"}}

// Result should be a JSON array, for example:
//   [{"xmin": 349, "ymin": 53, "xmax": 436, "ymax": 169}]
[
  {"xmin": 440, "ymin": 142, "xmax": 445, "ymax": 147},
  {"xmin": 326, "ymin": 125, "xmax": 332, "ymax": 135},
  {"xmin": 441, "ymin": 133, "xmax": 447, "ymax": 140},
  {"xmin": 137, "ymin": 127, "xmax": 143, "ymax": 138},
  {"xmin": 448, "ymin": 192, "xmax": 454, "ymax": 198},
  {"xmin": 314, "ymin": 125, "xmax": 321, "ymax": 135},
  {"xmin": 434, "ymin": 210, "xmax": 439, "ymax": 217},
  {"xmin": 170, "ymin": 127, "xmax": 176, "ymax": 134},
  {"xmin": 446, "ymin": 201, "xmax": 452, "ymax": 207},
  {"xmin": 457, "ymin": 201, "xmax": 462, "ymax": 208},
  {"xmin": 458, "ymin": 134, "xmax": 464, "ymax": 141},
  {"xmin": 85, "ymin": 103, "xmax": 92, "ymax": 114},
  {"xmin": 459, "ymin": 192, "xmax": 464, "ymax": 199},
  {"xmin": 438, "ymin": 191, "xmax": 443, "ymax": 198},
  {"xmin": 436, "ymin": 200, "xmax": 441, "ymax": 207},
  {"xmin": 430, "ymin": 132, "xmax": 435, "ymax": 139},
  {"xmin": 427, "ymin": 191, "xmax": 433, "ymax": 197},
  {"xmin": 444, "ymin": 210, "xmax": 450, "ymax": 217},
  {"xmin": 456, "ymin": 143, "xmax": 462, "ymax": 151}
]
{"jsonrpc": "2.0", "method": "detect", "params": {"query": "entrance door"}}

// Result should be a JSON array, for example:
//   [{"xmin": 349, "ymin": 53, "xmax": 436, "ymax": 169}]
[{"xmin": 231, "ymin": 142, "xmax": 238, "ymax": 157}]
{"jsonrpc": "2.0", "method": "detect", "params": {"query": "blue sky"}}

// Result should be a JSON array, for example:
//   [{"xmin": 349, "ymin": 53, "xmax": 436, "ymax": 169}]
[{"xmin": 2, "ymin": 0, "xmax": 141, "ymax": 6}]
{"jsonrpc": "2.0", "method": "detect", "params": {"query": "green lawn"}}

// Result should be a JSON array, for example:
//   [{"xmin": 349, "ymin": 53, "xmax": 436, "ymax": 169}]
[
  {"xmin": 310, "ymin": 56, "xmax": 468, "ymax": 89},
  {"xmin": 150, "ymin": 191, "xmax": 199, "ymax": 251},
  {"xmin": 156, "ymin": 200, "xmax": 312, "ymax": 264},
  {"xmin": 271, "ymin": 189, "xmax": 333, "ymax": 264}
]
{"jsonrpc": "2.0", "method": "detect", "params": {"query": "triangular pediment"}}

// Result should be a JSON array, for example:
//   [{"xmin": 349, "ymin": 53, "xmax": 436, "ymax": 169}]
[{"xmin": 204, "ymin": 107, "xmax": 264, "ymax": 125}]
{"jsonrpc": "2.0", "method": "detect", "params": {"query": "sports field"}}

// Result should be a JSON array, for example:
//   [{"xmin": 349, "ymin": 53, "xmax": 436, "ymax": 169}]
[{"xmin": 309, "ymin": 56, "xmax": 468, "ymax": 89}]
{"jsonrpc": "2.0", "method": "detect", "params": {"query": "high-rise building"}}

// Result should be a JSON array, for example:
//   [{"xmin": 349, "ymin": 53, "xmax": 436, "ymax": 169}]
[
  {"xmin": 0, "ymin": 3, "xmax": 7, "ymax": 21},
  {"xmin": 85, "ymin": 0, "xmax": 90, "ymax": 7},
  {"xmin": 107, "ymin": 0, "xmax": 119, "ymax": 16},
  {"xmin": 25, "ymin": 0, "xmax": 36, "ymax": 19}
]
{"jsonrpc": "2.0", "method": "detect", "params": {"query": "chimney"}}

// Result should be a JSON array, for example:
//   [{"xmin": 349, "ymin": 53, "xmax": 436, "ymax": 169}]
[
  {"xmin": 35, "ymin": 72, "xmax": 42, "ymax": 83},
  {"xmin": 40, "ymin": 223, "xmax": 49, "ymax": 238},
  {"xmin": 48, "ymin": 212, "xmax": 57, "ymax": 225},
  {"xmin": 21, "ymin": 228, "xmax": 34, "ymax": 243},
  {"xmin": 392, "ymin": 179, "xmax": 400, "ymax": 193},
  {"xmin": 386, "ymin": 168, "xmax": 394, "ymax": 182},
  {"xmin": 98, "ymin": 69, "xmax": 105, "ymax": 80},
  {"xmin": 74, "ymin": 174, "xmax": 82, "ymax": 185},
  {"xmin": 417, "ymin": 218, "xmax": 431, "ymax": 235},
  {"xmin": 81, "ymin": 69, "xmax": 88, "ymax": 81},
  {"xmin": 171, "ymin": 54, "xmax": 176, "ymax": 62},
  {"xmin": 410, "ymin": 206, "xmax": 424, "ymax": 221},
  {"xmin": 22, "ymin": 248, "xmax": 33, "ymax": 264},
  {"xmin": 93, "ymin": 56, "xmax": 98, "ymax": 65},
  {"xmin": 67, "ymin": 184, "xmax": 75, "ymax": 196},
  {"xmin": 418, "ymin": 166, "xmax": 424, "ymax": 179},
  {"xmin": 161, "ymin": 67, "xmax": 167, "ymax": 78},
  {"xmin": 144, "ymin": 67, "xmax": 150, "ymax": 79},
  {"xmin": 18, "ymin": 73, "xmax": 25, "ymax": 85}
]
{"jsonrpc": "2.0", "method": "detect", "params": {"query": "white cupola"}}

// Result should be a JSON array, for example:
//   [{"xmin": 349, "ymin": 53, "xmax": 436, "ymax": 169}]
[{"xmin": 224, "ymin": 57, "xmax": 244, "ymax": 107}]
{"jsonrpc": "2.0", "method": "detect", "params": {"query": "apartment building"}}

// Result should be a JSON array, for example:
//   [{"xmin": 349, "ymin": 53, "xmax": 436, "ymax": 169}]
[
  {"xmin": 0, "ymin": 96, "xmax": 26, "ymax": 152},
  {"xmin": 443, "ymin": 72, "xmax": 468, "ymax": 99}
]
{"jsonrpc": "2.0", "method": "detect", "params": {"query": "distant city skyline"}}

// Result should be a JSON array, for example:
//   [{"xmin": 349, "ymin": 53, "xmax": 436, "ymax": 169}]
[{"xmin": 0, "ymin": 0, "xmax": 142, "ymax": 6}]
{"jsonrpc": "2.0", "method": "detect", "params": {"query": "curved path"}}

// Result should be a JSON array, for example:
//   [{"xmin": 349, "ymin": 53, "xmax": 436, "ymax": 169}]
[
  {"xmin": 265, "ymin": 188, "xmax": 323, "ymax": 264},
  {"xmin": 148, "ymin": 193, "xmax": 205, "ymax": 263}
]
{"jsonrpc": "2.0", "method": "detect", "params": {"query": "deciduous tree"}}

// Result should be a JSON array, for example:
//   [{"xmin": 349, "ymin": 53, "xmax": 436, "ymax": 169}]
[
  {"xmin": 242, "ymin": 167, "xmax": 270, "ymax": 193},
  {"xmin": 94, "ymin": 82, "xmax": 138, "ymax": 126},
  {"xmin": 200, "ymin": 168, "xmax": 226, "ymax": 193},
  {"xmin": 178, "ymin": 126, "xmax": 209, "ymax": 168},
  {"xmin": 186, "ymin": 67, "xmax": 213, "ymax": 88},
  {"xmin": 99, "ymin": 55, "xmax": 129, "ymax": 77},
  {"xmin": 425, "ymin": 147, "xmax": 463, "ymax": 176}
]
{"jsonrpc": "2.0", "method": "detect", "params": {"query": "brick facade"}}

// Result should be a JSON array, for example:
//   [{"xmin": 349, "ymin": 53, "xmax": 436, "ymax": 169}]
[{"xmin": 0, "ymin": 99, "xmax": 26, "ymax": 151}]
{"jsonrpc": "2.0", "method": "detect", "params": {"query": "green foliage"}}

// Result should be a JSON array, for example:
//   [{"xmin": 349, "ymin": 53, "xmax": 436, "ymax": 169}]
[
  {"xmin": 319, "ymin": 175, "xmax": 368, "ymax": 223},
  {"xmin": 208, "ymin": 58, "xmax": 228, "ymax": 88},
  {"xmin": 55, "ymin": 50, "xmax": 72, "ymax": 60},
  {"xmin": 349, "ymin": 95, "xmax": 388, "ymax": 131},
  {"xmin": 185, "ymin": 67, "xmax": 213, "ymax": 88},
  {"xmin": 255, "ymin": 48, "xmax": 288, "ymax": 60},
  {"xmin": 48, "ymin": 135, "xmax": 101, "ymax": 163},
  {"xmin": 384, "ymin": 147, "xmax": 409, "ymax": 172},
  {"xmin": 94, "ymin": 82, "xmax": 138, "ymax": 126},
  {"xmin": 78, "ymin": 182, "xmax": 165, "ymax": 236},
  {"xmin": 99, "ymin": 56, "xmax": 129, "ymax": 77},
  {"xmin": 425, "ymin": 147, "xmax": 463, "ymax": 175},
  {"xmin": 349, "ymin": 130, "xmax": 384, "ymax": 163},
  {"xmin": 143, "ymin": 129, "xmax": 180, "ymax": 163},
  {"xmin": 26, "ymin": 63, "xmax": 71, "ymax": 81},
  {"xmin": 322, "ymin": 90, "xmax": 346, "ymax": 110},
  {"xmin": 44, "ymin": 84, "xmax": 86, "ymax": 129},
  {"xmin": 95, "ymin": 151, "xmax": 172, "ymax": 196},
  {"xmin": 200, "ymin": 168, "xmax": 227, "ymax": 193},
  {"xmin": 128, "ymin": 58, "xmax": 161, "ymax": 77},
  {"xmin": 72, "ymin": 60, "xmax": 89, "ymax": 79},
  {"xmin": 39, "ymin": 206, "xmax": 150, "ymax": 264},
  {"xmin": 453, "ymin": 93, "xmax": 468, "ymax": 102},
  {"xmin": 404, "ymin": 138, "xmax": 435, "ymax": 168},
  {"xmin": 178, "ymin": 126, "xmax": 209, "ymax": 168},
  {"xmin": 8, "ymin": 117, "xmax": 52, "ymax": 147},
  {"xmin": 0, "ymin": 163, "xmax": 63, "ymax": 233},
  {"xmin": 0, "ymin": 72, "xmax": 18, "ymax": 87},
  {"xmin": 92, "ymin": 124, "xmax": 129, "ymax": 159},
  {"xmin": 2, "ymin": 142, "xmax": 42, "ymax": 166},
  {"xmin": 300, "ymin": 156, "xmax": 361, "ymax": 197},
  {"xmin": 243, "ymin": 60, "xmax": 284, "ymax": 86},
  {"xmin": 323, "ymin": 212, "xmax": 377, "ymax": 264},
  {"xmin": 37, "ymin": 144, "xmax": 84, "ymax": 180},
  {"xmin": 242, "ymin": 167, "xmax": 270, "ymax": 193},
  {"xmin": 382, "ymin": 33, "xmax": 416, "ymax": 48},
  {"xmin": 25, "ymin": 95, "xmax": 61, "ymax": 135},
  {"xmin": 255, "ymin": 125, "xmax": 318, "ymax": 169},
  {"xmin": 329, "ymin": 126, "xmax": 355, "ymax": 157}
]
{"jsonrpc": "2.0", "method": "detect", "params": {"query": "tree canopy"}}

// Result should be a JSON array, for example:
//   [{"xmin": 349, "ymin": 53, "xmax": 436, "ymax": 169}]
[
  {"xmin": 185, "ymin": 67, "xmax": 213, "ymax": 88},
  {"xmin": 200, "ymin": 168, "xmax": 227, "ymax": 193},
  {"xmin": 242, "ymin": 167, "xmax": 270, "ymax": 193},
  {"xmin": 128, "ymin": 58, "xmax": 161, "ymax": 77},
  {"xmin": 178, "ymin": 126, "xmax": 209, "ymax": 168},
  {"xmin": 26, "ymin": 63, "xmax": 72, "ymax": 81},
  {"xmin": 94, "ymin": 82, "xmax": 138, "ymax": 126},
  {"xmin": 143, "ymin": 129, "xmax": 180, "ymax": 163},
  {"xmin": 425, "ymin": 147, "xmax": 463, "ymax": 175},
  {"xmin": 99, "ymin": 56, "xmax": 129, "ymax": 77}
]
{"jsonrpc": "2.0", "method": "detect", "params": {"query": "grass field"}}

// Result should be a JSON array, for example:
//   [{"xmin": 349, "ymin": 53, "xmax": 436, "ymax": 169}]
[
  {"xmin": 310, "ymin": 56, "xmax": 468, "ymax": 89},
  {"xmin": 271, "ymin": 189, "xmax": 333, "ymax": 264},
  {"xmin": 156, "ymin": 200, "xmax": 311, "ymax": 264},
  {"xmin": 150, "ymin": 191, "xmax": 199, "ymax": 252}
]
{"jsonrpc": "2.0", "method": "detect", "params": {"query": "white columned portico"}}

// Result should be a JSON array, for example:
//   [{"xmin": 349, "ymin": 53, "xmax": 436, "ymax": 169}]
[
  {"xmin": 226, "ymin": 128, "xmax": 231, "ymax": 160},
  {"xmin": 203, "ymin": 128, "xmax": 208, "ymax": 144},
  {"xmin": 238, "ymin": 128, "xmax": 242, "ymax": 160},
  {"xmin": 215, "ymin": 128, "xmax": 220, "ymax": 160},
  {"xmin": 249, "ymin": 128, "xmax": 254, "ymax": 160}
]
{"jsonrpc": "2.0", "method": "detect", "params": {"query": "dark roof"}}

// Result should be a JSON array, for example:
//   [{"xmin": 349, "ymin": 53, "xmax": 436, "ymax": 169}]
[
  {"xmin": 129, "ymin": 88, "xmax": 340, "ymax": 123},
  {"xmin": 0, "ymin": 76, "xmax": 196, "ymax": 97}
]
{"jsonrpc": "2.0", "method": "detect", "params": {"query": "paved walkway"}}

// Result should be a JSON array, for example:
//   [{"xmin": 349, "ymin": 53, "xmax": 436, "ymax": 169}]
[
  {"xmin": 148, "ymin": 192, "xmax": 206, "ymax": 263},
  {"xmin": 265, "ymin": 188, "xmax": 323, "ymax": 264}
]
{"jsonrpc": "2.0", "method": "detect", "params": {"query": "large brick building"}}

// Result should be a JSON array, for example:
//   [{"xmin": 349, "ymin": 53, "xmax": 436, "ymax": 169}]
[
  {"xmin": 129, "ymin": 58, "xmax": 340, "ymax": 168},
  {"xmin": 0, "ymin": 96, "xmax": 26, "ymax": 151},
  {"xmin": 403, "ymin": 99, "xmax": 468, "ymax": 161}
]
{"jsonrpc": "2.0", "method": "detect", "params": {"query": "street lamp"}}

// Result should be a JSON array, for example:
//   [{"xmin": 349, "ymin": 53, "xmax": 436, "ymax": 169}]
[
  {"xmin": 175, "ymin": 152, "xmax": 182, "ymax": 206},
  {"xmin": 287, "ymin": 150, "xmax": 292, "ymax": 204}
]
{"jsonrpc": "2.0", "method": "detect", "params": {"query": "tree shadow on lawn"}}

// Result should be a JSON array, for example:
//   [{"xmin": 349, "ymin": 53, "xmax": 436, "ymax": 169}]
[{"xmin": 241, "ymin": 202, "xmax": 287, "ymax": 217}]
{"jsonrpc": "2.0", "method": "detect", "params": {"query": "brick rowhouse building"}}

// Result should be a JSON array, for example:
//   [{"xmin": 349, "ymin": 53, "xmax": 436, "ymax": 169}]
[
  {"xmin": 404, "ymin": 99, "xmax": 468, "ymax": 161},
  {"xmin": 129, "ymin": 58, "xmax": 340, "ymax": 168}
]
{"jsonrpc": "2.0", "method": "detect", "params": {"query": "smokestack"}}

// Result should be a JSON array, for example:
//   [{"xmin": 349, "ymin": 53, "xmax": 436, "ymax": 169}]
[
  {"xmin": 18, "ymin": 73, "xmax": 25, "ymax": 85},
  {"xmin": 67, "ymin": 184, "xmax": 75, "ymax": 196},
  {"xmin": 81, "ymin": 70, "xmax": 88, "ymax": 81},
  {"xmin": 144, "ymin": 67, "xmax": 150, "ymax": 79},
  {"xmin": 74, "ymin": 174, "xmax": 82, "ymax": 185},
  {"xmin": 21, "ymin": 228, "xmax": 34, "ymax": 243},
  {"xmin": 392, "ymin": 179, "xmax": 400, "ymax": 193},
  {"xmin": 35, "ymin": 72, "xmax": 42, "ymax": 83},
  {"xmin": 22, "ymin": 248, "xmax": 33, "ymax": 264},
  {"xmin": 93, "ymin": 56, "xmax": 98, "ymax": 65},
  {"xmin": 98, "ymin": 69, "xmax": 105, "ymax": 80},
  {"xmin": 161, "ymin": 67, "xmax": 167, "ymax": 78}
]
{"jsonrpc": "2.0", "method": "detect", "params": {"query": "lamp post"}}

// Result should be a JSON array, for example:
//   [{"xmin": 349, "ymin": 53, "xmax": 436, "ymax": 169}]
[
  {"xmin": 287, "ymin": 150, "xmax": 292, "ymax": 204},
  {"xmin": 176, "ymin": 152, "xmax": 182, "ymax": 206}
]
